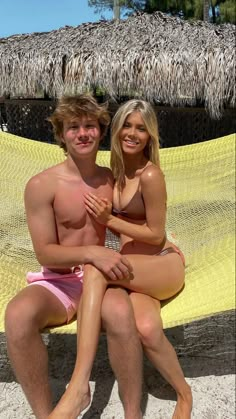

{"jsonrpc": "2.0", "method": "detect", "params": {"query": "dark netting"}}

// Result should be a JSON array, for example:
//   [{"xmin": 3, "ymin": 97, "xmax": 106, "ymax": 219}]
[{"xmin": 2, "ymin": 99, "xmax": 236, "ymax": 148}]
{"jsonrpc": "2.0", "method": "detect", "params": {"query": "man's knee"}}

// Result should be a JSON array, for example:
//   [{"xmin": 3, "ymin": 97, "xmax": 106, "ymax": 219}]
[
  {"xmin": 5, "ymin": 295, "xmax": 40, "ymax": 342},
  {"xmin": 101, "ymin": 288, "xmax": 135, "ymax": 333}
]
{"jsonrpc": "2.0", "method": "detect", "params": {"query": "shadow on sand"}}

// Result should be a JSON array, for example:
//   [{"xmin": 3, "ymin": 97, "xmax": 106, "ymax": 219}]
[{"xmin": 0, "ymin": 310, "xmax": 234, "ymax": 418}]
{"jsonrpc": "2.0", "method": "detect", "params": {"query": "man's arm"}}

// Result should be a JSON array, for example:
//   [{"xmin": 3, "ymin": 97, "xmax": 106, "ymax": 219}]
[{"xmin": 24, "ymin": 174, "xmax": 132, "ymax": 280}]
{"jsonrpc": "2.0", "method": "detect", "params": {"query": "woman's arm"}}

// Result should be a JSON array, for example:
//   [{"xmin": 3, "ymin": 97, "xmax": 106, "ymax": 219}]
[
  {"xmin": 25, "ymin": 174, "xmax": 131, "ymax": 279},
  {"xmin": 84, "ymin": 166, "xmax": 167, "ymax": 246}
]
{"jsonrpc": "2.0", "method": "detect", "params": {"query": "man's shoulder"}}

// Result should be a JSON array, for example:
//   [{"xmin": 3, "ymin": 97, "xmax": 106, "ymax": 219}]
[{"xmin": 25, "ymin": 163, "xmax": 64, "ymax": 191}]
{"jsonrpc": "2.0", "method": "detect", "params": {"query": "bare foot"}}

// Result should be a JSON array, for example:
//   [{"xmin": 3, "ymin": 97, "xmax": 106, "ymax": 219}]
[
  {"xmin": 48, "ymin": 384, "xmax": 91, "ymax": 419},
  {"xmin": 172, "ymin": 386, "xmax": 192, "ymax": 419}
]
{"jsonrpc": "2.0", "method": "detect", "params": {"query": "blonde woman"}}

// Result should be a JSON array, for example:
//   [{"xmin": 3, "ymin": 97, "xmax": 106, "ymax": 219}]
[{"xmin": 50, "ymin": 100, "xmax": 192, "ymax": 419}]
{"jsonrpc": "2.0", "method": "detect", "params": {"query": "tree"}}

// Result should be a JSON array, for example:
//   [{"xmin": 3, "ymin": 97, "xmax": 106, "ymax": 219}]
[
  {"xmin": 193, "ymin": 0, "xmax": 235, "ymax": 23},
  {"xmin": 219, "ymin": 0, "xmax": 236, "ymax": 23},
  {"xmin": 88, "ymin": 1, "xmax": 146, "ymax": 10},
  {"xmin": 203, "ymin": 0, "xmax": 211, "ymax": 21},
  {"xmin": 88, "ymin": 0, "xmax": 236, "ymax": 23},
  {"xmin": 88, "ymin": 1, "xmax": 146, "ymax": 17},
  {"xmin": 144, "ymin": 0, "xmax": 235, "ymax": 22}
]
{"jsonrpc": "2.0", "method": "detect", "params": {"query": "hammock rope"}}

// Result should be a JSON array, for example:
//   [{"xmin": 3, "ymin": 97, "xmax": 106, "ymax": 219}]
[{"xmin": 0, "ymin": 132, "xmax": 235, "ymax": 332}]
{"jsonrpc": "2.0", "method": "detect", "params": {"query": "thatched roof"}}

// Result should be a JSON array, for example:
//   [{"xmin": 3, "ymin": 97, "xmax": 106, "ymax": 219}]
[{"xmin": 0, "ymin": 12, "xmax": 235, "ymax": 118}]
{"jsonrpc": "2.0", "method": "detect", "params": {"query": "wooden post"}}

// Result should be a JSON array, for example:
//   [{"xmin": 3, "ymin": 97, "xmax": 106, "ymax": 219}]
[
  {"xmin": 203, "ymin": 0, "xmax": 210, "ymax": 22},
  {"xmin": 113, "ymin": 0, "xmax": 120, "ymax": 20}
]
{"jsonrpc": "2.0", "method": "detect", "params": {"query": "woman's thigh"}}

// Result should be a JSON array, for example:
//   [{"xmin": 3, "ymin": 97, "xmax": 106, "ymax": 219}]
[{"xmin": 107, "ymin": 252, "xmax": 185, "ymax": 300}]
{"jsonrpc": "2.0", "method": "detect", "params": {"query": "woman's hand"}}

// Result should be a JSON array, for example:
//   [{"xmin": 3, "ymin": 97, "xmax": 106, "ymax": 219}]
[{"xmin": 84, "ymin": 193, "xmax": 113, "ymax": 225}]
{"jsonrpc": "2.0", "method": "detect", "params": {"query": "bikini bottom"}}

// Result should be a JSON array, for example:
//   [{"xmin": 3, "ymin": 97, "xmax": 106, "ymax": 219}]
[{"xmin": 157, "ymin": 245, "xmax": 185, "ymax": 266}]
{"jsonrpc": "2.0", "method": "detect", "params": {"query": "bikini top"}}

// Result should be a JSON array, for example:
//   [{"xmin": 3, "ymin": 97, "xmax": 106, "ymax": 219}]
[
  {"xmin": 112, "ymin": 164, "xmax": 157, "ymax": 221},
  {"xmin": 112, "ymin": 186, "xmax": 146, "ymax": 221}
]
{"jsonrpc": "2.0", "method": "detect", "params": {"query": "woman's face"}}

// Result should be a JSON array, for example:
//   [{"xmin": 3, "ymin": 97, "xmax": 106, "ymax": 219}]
[{"xmin": 119, "ymin": 111, "xmax": 150, "ymax": 156}]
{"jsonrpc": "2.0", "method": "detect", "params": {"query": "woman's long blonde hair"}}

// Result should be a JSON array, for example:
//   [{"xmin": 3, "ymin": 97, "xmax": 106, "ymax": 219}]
[{"xmin": 110, "ymin": 99, "xmax": 160, "ymax": 188}]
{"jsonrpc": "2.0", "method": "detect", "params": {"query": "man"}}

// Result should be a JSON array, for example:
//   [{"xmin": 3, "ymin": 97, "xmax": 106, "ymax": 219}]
[{"xmin": 4, "ymin": 94, "xmax": 143, "ymax": 419}]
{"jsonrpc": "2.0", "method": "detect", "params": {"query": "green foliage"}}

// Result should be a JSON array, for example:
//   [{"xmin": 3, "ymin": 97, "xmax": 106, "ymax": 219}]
[
  {"xmin": 193, "ymin": 0, "xmax": 204, "ymax": 20},
  {"xmin": 88, "ymin": 1, "xmax": 146, "ymax": 14},
  {"xmin": 220, "ymin": 0, "xmax": 236, "ymax": 23},
  {"xmin": 88, "ymin": 0, "xmax": 113, "ymax": 14},
  {"xmin": 144, "ymin": 0, "xmax": 193, "ymax": 17},
  {"xmin": 88, "ymin": 0, "xmax": 236, "ymax": 23}
]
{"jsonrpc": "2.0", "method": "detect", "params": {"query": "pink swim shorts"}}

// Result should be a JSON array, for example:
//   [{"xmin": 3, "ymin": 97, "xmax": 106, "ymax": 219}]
[{"xmin": 26, "ymin": 267, "xmax": 83, "ymax": 323}]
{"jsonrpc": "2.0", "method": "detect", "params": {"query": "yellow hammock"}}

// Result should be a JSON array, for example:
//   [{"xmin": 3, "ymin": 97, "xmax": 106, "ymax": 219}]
[{"xmin": 0, "ymin": 131, "xmax": 235, "ymax": 332}]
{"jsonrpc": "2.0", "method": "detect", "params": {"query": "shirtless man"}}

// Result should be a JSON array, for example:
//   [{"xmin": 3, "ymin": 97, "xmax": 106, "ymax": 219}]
[{"xmin": 4, "ymin": 94, "xmax": 143, "ymax": 419}]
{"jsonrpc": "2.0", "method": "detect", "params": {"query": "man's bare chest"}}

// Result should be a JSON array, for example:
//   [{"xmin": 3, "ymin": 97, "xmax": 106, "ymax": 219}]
[{"xmin": 53, "ymin": 179, "xmax": 112, "ymax": 229}]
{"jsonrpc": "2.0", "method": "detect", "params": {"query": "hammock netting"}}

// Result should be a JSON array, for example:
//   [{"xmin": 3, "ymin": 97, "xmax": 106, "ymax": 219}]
[{"xmin": 0, "ymin": 132, "xmax": 235, "ymax": 332}]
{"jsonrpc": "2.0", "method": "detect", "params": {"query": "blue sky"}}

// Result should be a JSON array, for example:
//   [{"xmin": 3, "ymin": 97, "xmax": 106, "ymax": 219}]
[{"xmin": 0, "ymin": 0, "xmax": 114, "ymax": 38}]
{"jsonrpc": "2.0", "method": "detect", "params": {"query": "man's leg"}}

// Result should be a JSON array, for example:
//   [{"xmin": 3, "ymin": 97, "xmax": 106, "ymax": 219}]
[
  {"xmin": 129, "ymin": 292, "xmax": 192, "ymax": 419},
  {"xmin": 101, "ymin": 287, "xmax": 143, "ymax": 419},
  {"xmin": 4, "ymin": 285, "xmax": 68, "ymax": 419}
]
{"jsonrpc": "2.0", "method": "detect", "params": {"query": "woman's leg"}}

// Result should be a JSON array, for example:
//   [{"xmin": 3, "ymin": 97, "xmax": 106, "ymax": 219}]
[
  {"xmin": 104, "ymin": 252, "xmax": 185, "ymax": 300},
  {"xmin": 49, "ymin": 253, "xmax": 184, "ymax": 418},
  {"xmin": 130, "ymin": 292, "xmax": 192, "ymax": 419},
  {"xmin": 49, "ymin": 264, "xmax": 108, "ymax": 419}
]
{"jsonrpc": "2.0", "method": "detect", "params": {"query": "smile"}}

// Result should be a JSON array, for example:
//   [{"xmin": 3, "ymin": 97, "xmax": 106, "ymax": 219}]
[
  {"xmin": 124, "ymin": 139, "xmax": 139, "ymax": 145},
  {"xmin": 77, "ymin": 140, "xmax": 93, "ymax": 145}
]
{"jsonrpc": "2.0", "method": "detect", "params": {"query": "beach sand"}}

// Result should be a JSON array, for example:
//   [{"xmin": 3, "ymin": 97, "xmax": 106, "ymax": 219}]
[
  {"xmin": 0, "ymin": 373, "xmax": 235, "ymax": 418},
  {"xmin": 0, "ymin": 315, "xmax": 235, "ymax": 419}
]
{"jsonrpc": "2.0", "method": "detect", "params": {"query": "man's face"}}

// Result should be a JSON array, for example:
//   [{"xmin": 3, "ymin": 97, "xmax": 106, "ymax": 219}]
[{"xmin": 62, "ymin": 115, "xmax": 101, "ymax": 157}]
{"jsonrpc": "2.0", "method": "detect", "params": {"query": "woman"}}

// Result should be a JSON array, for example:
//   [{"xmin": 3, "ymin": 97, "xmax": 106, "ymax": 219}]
[{"xmin": 50, "ymin": 100, "xmax": 192, "ymax": 419}]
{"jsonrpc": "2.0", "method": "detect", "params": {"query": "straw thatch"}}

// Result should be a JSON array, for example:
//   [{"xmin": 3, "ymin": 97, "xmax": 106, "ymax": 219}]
[{"xmin": 0, "ymin": 12, "xmax": 235, "ymax": 119}]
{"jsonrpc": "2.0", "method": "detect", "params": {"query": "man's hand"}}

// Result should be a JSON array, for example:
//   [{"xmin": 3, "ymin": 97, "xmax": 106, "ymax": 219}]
[{"xmin": 88, "ymin": 246, "xmax": 133, "ymax": 281}]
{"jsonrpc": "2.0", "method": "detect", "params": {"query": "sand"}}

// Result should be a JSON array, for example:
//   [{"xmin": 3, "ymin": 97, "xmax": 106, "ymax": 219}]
[
  {"xmin": 0, "ymin": 317, "xmax": 235, "ymax": 419},
  {"xmin": 0, "ymin": 374, "xmax": 235, "ymax": 418}
]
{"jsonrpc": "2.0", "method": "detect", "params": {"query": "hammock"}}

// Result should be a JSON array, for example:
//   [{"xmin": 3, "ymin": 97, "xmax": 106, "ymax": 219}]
[{"xmin": 0, "ymin": 132, "xmax": 235, "ymax": 332}]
